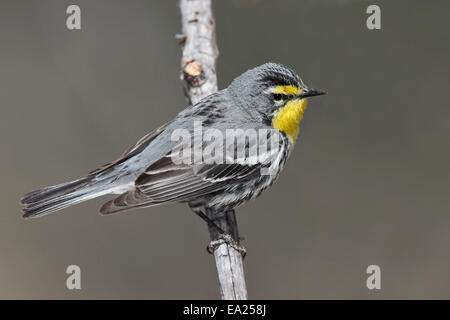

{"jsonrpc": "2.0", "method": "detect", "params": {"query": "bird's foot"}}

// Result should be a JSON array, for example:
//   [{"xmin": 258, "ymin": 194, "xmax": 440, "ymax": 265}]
[{"xmin": 207, "ymin": 233, "xmax": 246, "ymax": 258}]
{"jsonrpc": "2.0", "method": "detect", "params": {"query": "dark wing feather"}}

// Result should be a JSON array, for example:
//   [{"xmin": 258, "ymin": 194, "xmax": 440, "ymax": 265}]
[
  {"xmin": 98, "ymin": 127, "xmax": 283, "ymax": 215},
  {"xmin": 99, "ymin": 156, "xmax": 262, "ymax": 215}
]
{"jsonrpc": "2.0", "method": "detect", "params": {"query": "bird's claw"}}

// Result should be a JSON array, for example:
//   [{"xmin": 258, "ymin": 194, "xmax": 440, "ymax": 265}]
[{"xmin": 207, "ymin": 233, "xmax": 246, "ymax": 258}]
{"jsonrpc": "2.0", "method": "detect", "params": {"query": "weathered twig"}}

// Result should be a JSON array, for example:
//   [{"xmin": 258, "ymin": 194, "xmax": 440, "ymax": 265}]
[
  {"xmin": 179, "ymin": 0, "xmax": 248, "ymax": 300},
  {"xmin": 179, "ymin": 0, "xmax": 218, "ymax": 105},
  {"xmin": 206, "ymin": 209, "xmax": 248, "ymax": 300}
]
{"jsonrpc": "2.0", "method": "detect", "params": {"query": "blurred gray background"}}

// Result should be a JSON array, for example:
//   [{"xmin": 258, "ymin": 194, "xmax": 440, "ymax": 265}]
[{"xmin": 1, "ymin": 0, "xmax": 449, "ymax": 299}]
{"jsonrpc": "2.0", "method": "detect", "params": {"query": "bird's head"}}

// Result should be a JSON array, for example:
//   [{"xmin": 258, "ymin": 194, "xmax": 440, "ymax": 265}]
[{"xmin": 228, "ymin": 62, "xmax": 325, "ymax": 143}]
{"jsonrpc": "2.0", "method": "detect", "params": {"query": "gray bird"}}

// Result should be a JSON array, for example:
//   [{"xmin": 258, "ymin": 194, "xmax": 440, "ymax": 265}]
[{"xmin": 20, "ymin": 63, "xmax": 325, "ymax": 224}]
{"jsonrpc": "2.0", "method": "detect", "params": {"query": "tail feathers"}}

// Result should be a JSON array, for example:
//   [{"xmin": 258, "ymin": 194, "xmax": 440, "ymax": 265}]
[
  {"xmin": 21, "ymin": 177, "xmax": 91, "ymax": 204},
  {"xmin": 21, "ymin": 176, "xmax": 104, "ymax": 219}
]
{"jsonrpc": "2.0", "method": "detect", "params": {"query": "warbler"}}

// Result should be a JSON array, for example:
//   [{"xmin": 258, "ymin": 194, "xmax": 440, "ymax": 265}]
[{"xmin": 20, "ymin": 63, "xmax": 325, "ymax": 222}]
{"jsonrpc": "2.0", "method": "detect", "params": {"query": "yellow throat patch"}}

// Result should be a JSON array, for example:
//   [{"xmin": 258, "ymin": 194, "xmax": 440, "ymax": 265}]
[{"xmin": 272, "ymin": 96, "xmax": 307, "ymax": 144}]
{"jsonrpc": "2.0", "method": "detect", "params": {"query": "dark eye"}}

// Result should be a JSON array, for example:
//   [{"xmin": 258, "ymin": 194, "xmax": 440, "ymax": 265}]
[{"xmin": 273, "ymin": 93, "xmax": 283, "ymax": 101}]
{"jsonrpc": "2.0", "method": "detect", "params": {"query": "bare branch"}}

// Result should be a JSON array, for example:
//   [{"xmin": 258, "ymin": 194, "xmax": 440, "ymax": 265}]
[
  {"xmin": 179, "ymin": 0, "xmax": 248, "ymax": 300},
  {"xmin": 179, "ymin": 0, "xmax": 218, "ymax": 105}
]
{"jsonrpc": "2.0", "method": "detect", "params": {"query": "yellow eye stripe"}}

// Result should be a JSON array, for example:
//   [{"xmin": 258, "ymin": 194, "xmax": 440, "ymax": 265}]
[{"xmin": 273, "ymin": 85, "xmax": 301, "ymax": 95}]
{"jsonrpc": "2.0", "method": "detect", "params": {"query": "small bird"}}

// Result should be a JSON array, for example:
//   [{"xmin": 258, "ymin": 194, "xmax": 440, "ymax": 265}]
[{"xmin": 20, "ymin": 63, "xmax": 325, "ymax": 226}]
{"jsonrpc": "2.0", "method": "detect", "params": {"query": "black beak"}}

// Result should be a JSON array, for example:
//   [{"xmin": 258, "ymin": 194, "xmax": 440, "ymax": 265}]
[{"xmin": 299, "ymin": 87, "xmax": 326, "ymax": 99}]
